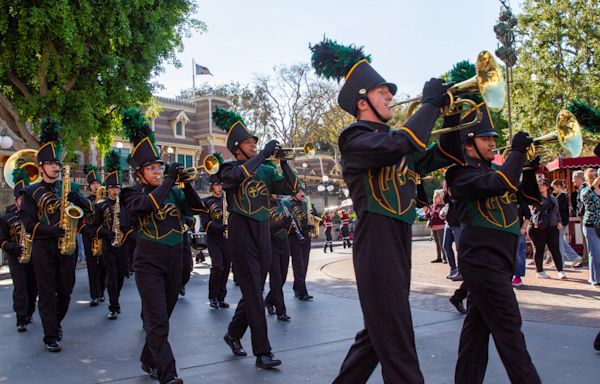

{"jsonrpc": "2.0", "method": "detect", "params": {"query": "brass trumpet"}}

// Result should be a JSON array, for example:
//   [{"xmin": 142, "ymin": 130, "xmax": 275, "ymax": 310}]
[
  {"xmin": 393, "ymin": 51, "xmax": 506, "ymax": 134},
  {"xmin": 269, "ymin": 143, "xmax": 316, "ymax": 161},
  {"xmin": 496, "ymin": 110, "xmax": 583, "ymax": 161}
]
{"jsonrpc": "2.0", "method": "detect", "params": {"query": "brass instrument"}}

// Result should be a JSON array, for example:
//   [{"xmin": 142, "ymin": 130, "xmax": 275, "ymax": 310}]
[
  {"xmin": 497, "ymin": 110, "xmax": 583, "ymax": 161},
  {"xmin": 305, "ymin": 195, "xmax": 321, "ymax": 239},
  {"xmin": 18, "ymin": 221, "xmax": 33, "ymax": 264},
  {"xmin": 270, "ymin": 143, "xmax": 316, "ymax": 161},
  {"xmin": 4, "ymin": 149, "xmax": 41, "ymax": 189},
  {"xmin": 58, "ymin": 165, "xmax": 84, "ymax": 255},
  {"xmin": 91, "ymin": 189, "xmax": 104, "ymax": 257},
  {"xmin": 203, "ymin": 155, "xmax": 220, "ymax": 175},
  {"xmin": 111, "ymin": 194, "xmax": 124, "ymax": 247},
  {"xmin": 393, "ymin": 51, "xmax": 506, "ymax": 135},
  {"xmin": 222, "ymin": 191, "xmax": 228, "ymax": 239},
  {"xmin": 96, "ymin": 186, "xmax": 107, "ymax": 202}
]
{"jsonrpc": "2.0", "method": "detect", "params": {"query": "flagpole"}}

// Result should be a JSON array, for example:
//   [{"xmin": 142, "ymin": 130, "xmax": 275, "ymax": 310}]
[{"xmin": 192, "ymin": 58, "xmax": 196, "ymax": 95}]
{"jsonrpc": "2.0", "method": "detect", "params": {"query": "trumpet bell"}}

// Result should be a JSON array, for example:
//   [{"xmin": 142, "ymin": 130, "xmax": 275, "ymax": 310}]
[
  {"xmin": 556, "ymin": 109, "xmax": 583, "ymax": 157},
  {"xmin": 303, "ymin": 143, "xmax": 316, "ymax": 158},
  {"xmin": 203, "ymin": 155, "xmax": 220, "ymax": 175},
  {"xmin": 4, "ymin": 149, "xmax": 40, "ymax": 189}
]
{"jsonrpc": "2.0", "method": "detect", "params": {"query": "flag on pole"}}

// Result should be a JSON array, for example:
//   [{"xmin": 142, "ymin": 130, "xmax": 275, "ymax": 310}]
[{"xmin": 195, "ymin": 64, "xmax": 213, "ymax": 76}]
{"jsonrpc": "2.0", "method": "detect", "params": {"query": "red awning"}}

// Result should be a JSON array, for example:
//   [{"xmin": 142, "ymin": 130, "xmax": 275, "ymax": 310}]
[{"xmin": 544, "ymin": 156, "xmax": 600, "ymax": 172}]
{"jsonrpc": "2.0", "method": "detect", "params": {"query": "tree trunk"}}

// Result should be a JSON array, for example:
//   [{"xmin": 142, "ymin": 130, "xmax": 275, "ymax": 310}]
[{"xmin": 0, "ymin": 92, "xmax": 40, "ymax": 150}]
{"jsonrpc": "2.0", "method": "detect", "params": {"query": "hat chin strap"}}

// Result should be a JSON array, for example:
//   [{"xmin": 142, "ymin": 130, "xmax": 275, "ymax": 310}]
[
  {"xmin": 363, "ymin": 95, "xmax": 389, "ymax": 124},
  {"xmin": 473, "ymin": 140, "xmax": 492, "ymax": 166},
  {"xmin": 238, "ymin": 146, "xmax": 253, "ymax": 161}
]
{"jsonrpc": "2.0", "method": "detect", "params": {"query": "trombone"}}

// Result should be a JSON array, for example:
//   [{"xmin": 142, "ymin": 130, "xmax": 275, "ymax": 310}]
[
  {"xmin": 496, "ymin": 109, "xmax": 583, "ymax": 161},
  {"xmin": 393, "ymin": 51, "xmax": 506, "ymax": 135},
  {"xmin": 269, "ymin": 143, "xmax": 316, "ymax": 161}
]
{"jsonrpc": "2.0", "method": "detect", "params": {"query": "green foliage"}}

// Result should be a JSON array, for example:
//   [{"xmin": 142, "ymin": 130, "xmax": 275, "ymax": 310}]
[
  {"xmin": 310, "ymin": 37, "xmax": 371, "ymax": 81},
  {"xmin": 0, "ymin": 0, "xmax": 205, "ymax": 152},
  {"xmin": 512, "ymin": 0, "xmax": 600, "ymax": 156},
  {"xmin": 104, "ymin": 149, "xmax": 121, "ymax": 173},
  {"xmin": 39, "ymin": 117, "xmax": 63, "ymax": 154},
  {"xmin": 212, "ymin": 152, "xmax": 224, "ymax": 165},
  {"xmin": 83, "ymin": 163, "xmax": 96, "ymax": 175},
  {"xmin": 212, "ymin": 107, "xmax": 245, "ymax": 131},
  {"xmin": 122, "ymin": 107, "xmax": 154, "ymax": 145},
  {"xmin": 11, "ymin": 168, "xmax": 29, "ymax": 186},
  {"xmin": 568, "ymin": 99, "xmax": 600, "ymax": 134}
]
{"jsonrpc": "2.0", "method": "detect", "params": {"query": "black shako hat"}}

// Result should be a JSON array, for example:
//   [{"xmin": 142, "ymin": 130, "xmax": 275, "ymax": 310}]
[
  {"xmin": 84, "ymin": 164, "xmax": 102, "ymax": 185},
  {"xmin": 37, "ymin": 118, "xmax": 63, "ymax": 165},
  {"xmin": 122, "ymin": 107, "xmax": 163, "ymax": 169},
  {"xmin": 212, "ymin": 107, "xmax": 258, "ymax": 155},
  {"xmin": 310, "ymin": 37, "xmax": 397, "ymax": 116},
  {"xmin": 460, "ymin": 102, "xmax": 498, "ymax": 142},
  {"xmin": 208, "ymin": 174, "xmax": 222, "ymax": 185}
]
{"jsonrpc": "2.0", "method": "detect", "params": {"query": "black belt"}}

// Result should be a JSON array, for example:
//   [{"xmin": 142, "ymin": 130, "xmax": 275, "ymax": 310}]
[{"xmin": 585, "ymin": 224, "xmax": 596, "ymax": 228}]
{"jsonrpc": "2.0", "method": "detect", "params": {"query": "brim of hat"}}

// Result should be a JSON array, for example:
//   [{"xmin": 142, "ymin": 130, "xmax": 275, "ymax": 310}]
[
  {"xmin": 473, "ymin": 131, "xmax": 498, "ymax": 137},
  {"xmin": 138, "ymin": 158, "xmax": 164, "ymax": 168}
]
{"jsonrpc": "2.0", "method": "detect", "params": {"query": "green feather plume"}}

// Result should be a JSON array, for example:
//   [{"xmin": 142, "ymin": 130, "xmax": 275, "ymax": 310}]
[
  {"xmin": 122, "ymin": 107, "xmax": 155, "ymax": 146},
  {"xmin": 568, "ymin": 99, "xmax": 600, "ymax": 133},
  {"xmin": 104, "ymin": 150, "xmax": 122, "ymax": 173},
  {"xmin": 309, "ymin": 37, "xmax": 371, "ymax": 81},
  {"xmin": 83, "ymin": 163, "xmax": 96, "ymax": 175},
  {"xmin": 212, "ymin": 152, "xmax": 224, "ymax": 165},
  {"xmin": 446, "ymin": 60, "xmax": 481, "ymax": 103},
  {"xmin": 12, "ymin": 168, "xmax": 29, "ymax": 187},
  {"xmin": 212, "ymin": 107, "xmax": 245, "ymax": 131},
  {"xmin": 39, "ymin": 117, "xmax": 63, "ymax": 154}
]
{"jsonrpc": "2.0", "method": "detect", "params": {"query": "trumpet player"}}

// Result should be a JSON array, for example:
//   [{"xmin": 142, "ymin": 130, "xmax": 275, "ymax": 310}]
[
  {"xmin": 0, "ymin": 170, "xmax": 37, "ymax": 332},
  {"xmin": 120, "ymin": 107, "xmax": 204, "ymax": 384},
  {"xmin": 19, "ymin": 118, "xmax": 93, "ymax": 352},
  {"xmin": 289, "ymin": 188, "xmax": 317, "ymax": 301},
  {"xmin": 201, "ymin": 173, "xmax": 231, "ymax": 309},
  {"xmin": 213, "ymin": 107, "xmax": 299, "ymax": 369},
  {"xmin": 93, "ymin": 151, "xmax": 133, "ymax": 320},
  {"xmin": 81, "ymin": 164, "xmax": 106, "ymax": 307}
]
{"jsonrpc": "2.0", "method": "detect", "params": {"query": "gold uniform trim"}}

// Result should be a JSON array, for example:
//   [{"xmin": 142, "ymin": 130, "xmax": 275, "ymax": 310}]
[
  {"xmin": 495, "ymin": 170, "xmax": 518, "ymax": 191},
  {"xmin": 241, "ymin": 164, "xmax": 251, "ymax": 177},
  {"xmin": 437, "ymin": 142, "xmax": 465, "ymax": 166},
  {"xmin": 148, "ymin": 193, "xmax": 160, "ymax": 210},
  {"xmin": 398, "ymin": 127, "xmax": 426, "ymax": 150},
  {"xmin": 31, "ymin": 222, "xmax": 40, "ymax": 240}
]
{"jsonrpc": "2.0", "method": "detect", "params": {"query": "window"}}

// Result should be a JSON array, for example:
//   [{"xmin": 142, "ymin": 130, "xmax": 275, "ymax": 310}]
[
  {"xmin": 175, "ymin": 121, "xmax": 183, "ymax": 137},
  {"xmin": 177, "ymin": 154, "xmax": 193, "ymax": 168}
]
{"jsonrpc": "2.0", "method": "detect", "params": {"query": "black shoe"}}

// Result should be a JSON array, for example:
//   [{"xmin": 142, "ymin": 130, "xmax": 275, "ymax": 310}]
[
  {"xmin": 141, "ymin": 363, "xmax": 159, "ymax": 380},
  {"xmin": 431, "ymin": 259, "xmax": 443, "ymax": 263},
  {"xmin": 164, "ymin": 378, "xmax": 183, "ymax": 384},
  {"xmin": 90, "ymin": 298, "xmax": 99, "ymax": 307},
  {"xmin": 209, "ymin": 298, "xmax": 219, "ymax": 309},
  {"xmin": 224, "ymin": 333, "xmax": 247, "ymax": 356},
  {"xmin": 256, "ymin": 353, "xmax": 281, "ymax": 369},
  {"xmin": 266, "ymin": 304, "xmax": 276, "ymax": 315},
  {"xmin": 179, "ymin": 288, "xmax": 186, "ymax": 296},
  {"xmin": 26, "ymin": 316, "xmax": 33, "ymax": 325},
  {"xmin": 323, "ymin": 245, "xmax": 327, "ymax": 253},
  {"xmin": 277, "ymin": 314, "xmax": 291, "ymax": 321},
  {"xmin": 330, "ymin": 246, "xmax": 333, "ymax": 252},
  {"xmin": 45, "ymin": 341, "xmax": 61, "ymax": 352},
  {"xmin": 450, "ymin": 273, "xmax": 464, "ymax": 282},
  {"xmin": 108, "ymin": 311, "xmax": 118, "ymax": 320},
  {"xmin": 17, "ymin": 324, "xmax": 27, "ymax": 332},
  {"xmin": 298, "ymin": 294, "xmax": 313, "ymax": 301},
  {"xmin": 218, "ymin": 300, "xmax": 230, "ymax": 308},
  {"xmin": 116, "ymin": 306, "xmax": 121, "ymax": 314},
  {"xmin": 449, "ymin": 297, "xmax": 467, "ymax": 315}
]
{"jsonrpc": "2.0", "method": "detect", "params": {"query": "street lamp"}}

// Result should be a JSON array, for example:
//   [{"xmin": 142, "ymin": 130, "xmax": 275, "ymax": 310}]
[
  {"xmin": 167, "ymin": 146, "xmax": 174, "ymax": 164},
  {"xmin": 302, "ymin": 162, "xmax": 308, "ymax": 186},
  {"xmin": 116, "ymin": 141, "xmax": 124, "ymax": 149},
  {"xmin": 318, "ymin": 175, "xmax": 335, "ymax": 208}
]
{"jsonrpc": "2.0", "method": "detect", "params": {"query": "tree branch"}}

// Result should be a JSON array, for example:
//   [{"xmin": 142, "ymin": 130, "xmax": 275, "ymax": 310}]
[
  {"xmin": 6, "ymin": 70, "xmax": 33, "ymax": 102},
  {"xmin": 39, "ymin": 41, "xmax": 50, "ymax": 96},
  {"xmin": 0, "ymin": 92, "xmax": 40, "ymax": 148}
]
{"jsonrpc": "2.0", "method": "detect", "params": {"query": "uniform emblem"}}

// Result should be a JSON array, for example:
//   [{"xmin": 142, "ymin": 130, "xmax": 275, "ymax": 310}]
[
  {"xmin": 476, "ymin": 192, "xmax": 518, "ymax": 228},
  {"xmin": 367, "ymin": 157, "xmax": 417, "ymax": 216}
]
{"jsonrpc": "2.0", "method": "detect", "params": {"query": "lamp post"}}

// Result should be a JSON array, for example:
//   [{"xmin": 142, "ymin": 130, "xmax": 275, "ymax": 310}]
[
  {"xmin": 302, "ymin": 162, "xmax": 308, "ymax": 187},
  {"xmin": 318, "ymin": 175, "xmax": 335, "ymax": 209},
  {"xmin": 167, "ymin": 146, "xmax": 174, "ymax": 164}
]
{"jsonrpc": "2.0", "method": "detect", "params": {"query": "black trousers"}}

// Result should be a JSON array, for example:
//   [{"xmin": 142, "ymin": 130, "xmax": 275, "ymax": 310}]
[
  {"xmin": 325, "ymin": 227, "xmax": 332, "ymax": 241},
  {"xmin": 82, "ymin": 233, "xmax": 103, "ymax": 299},
  {"xmin": 135, "ymin": 240, "xmax": 183, "ymax": 384},
  {"xmin": 207, "ymin": 236, "xmax": 230, "ymax": 300},
  {"xmin": 334, "ymin": 213, "xmax": 424, "ymax": 384},
  {"xmin": 181, "ymin": 236, "xmax": 194, "ymax": 289},
  {"xmin": 7, "ymin": 253, "xmax": 37, "ymax": 325},
  {"xmin": 529, "ymin": 226, "xmax": 563, "ymax": 272},
  {"xmin": 103, "ymin": 240, "xmax": 128, "ymax": 312},
  {"xmin": 265, "ymin": 236, "xmax": 291, "ymax": 315},
  {"xmin": 455, "ymin": 227, "xmax": 540, "ymax": 384},
  {"xmin": 31, "ymin": 238, "xmax": 77, "ymax": 344},
  {"xmin": 289, "ymin": 234, "xmax": 311, "ymax": 297},
  {"xmin": 227, "ymin": 212, "xmax": 272, "ymax": 356},
  {"xmin": 451, "ymin": 282, "xmax": 468, "ymax": 302}
]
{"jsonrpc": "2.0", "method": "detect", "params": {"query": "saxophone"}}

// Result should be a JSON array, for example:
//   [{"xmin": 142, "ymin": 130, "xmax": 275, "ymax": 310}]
[
  {"xmin": 18, "ymin": 222, "xmax": 33, "ymax": 264},
  {"xmin": 305, "ymin": 195, "xmax": 321, "ymax": 239},
  {"xmin": 58, "ymin": 165, "xmax": 84, "ymax": 255},
  {"xmin": 91, "ymin": 188, "xmax": 105, "ymax": 257},
  {"xmin": 222, "ymin": 191, "xmax": 228, "ymax": 239},
  {"xmin": 111, "ymin": 194, "xmax": 124, "ymax": 247}
]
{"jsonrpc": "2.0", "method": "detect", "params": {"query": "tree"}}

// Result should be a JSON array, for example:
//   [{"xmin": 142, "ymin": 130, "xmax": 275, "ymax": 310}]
[
  {"xmin": 0, "ymin": 1, "xmax": 204, "ymax": 153},
  {"xmin": 511, "ymin": 0, "xmax": 600, "ymax": 156}
]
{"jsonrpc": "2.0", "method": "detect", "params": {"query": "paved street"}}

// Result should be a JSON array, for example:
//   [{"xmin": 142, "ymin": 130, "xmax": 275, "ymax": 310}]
[{"xmin": 0, "ymin": 241, "xmax": 599, "ymax": 383}]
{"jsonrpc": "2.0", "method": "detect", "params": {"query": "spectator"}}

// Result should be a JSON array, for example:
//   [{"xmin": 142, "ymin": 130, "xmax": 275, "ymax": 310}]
[
  {"xmin": 513, "ymin": 203, "xmax": 531, "ymax": 287},
  {"xmin": 580, "ymin": 168, "xmax": 600, "ymax": 286},
  {"xmin": 572, "ymin": 170, "xmax": 587, "ymax": 217},
  {"xmin": 424, "ymin": 189, "xmax": 446, "ymax": 263},
  {"xmin": 441, "ymin": 181, "xmax": 461, "ymax": 280},
  {"xmin": 528, "ymin": 179, "xmax": 566, "ymax": 279},
  {"xmin": 551, "ymin": 179, "xmax": 583, "ymax": 267}
]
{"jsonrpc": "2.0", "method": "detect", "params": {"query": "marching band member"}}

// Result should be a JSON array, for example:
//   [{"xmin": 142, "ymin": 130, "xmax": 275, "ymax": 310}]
[
  {"xmin": 213, "ymin": 107, "xmax": 299, "ymax": 369},
  {"xmin": 81, "ymin": 164, "xmax": 106, "ymax": 306},
  {"xmin": 201, "ymin": 168, "xmax": 231, "ymax": 309},
  {"xmin": 19, "ymin": 118, "xmax": 93, "ymax": 352},
  {"xmin": 289, "ymin": 188, "xmax": 317, "ymax": 300},
  {"xmin": 179, "ymin": 214, "xmax": 195, "ymax": 297},
  {"xmin": 311, "ymin": 38, "xmax": 457, "ymax": 383},
  {"xmin": 93, "ymin": 150, "xmax": 133, "ymax": 320},
  {"xmin": 1, "ymin": 169, "xmax": 37, "ymax": 332},
  {"xmin": 322, "ymin": 211, "xmax": 334, "ymax": 253},
  {"xmin": 445, "ymin": 103, "xmax": 542, "ymax": 383},
  {"xmin": 120, "ymin": 107, "xmax": 204, "ymax": 384}
]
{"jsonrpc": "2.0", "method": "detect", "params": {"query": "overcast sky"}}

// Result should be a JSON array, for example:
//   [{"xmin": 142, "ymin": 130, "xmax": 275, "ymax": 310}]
[{"xmin": 153, "ymin": 0, "xmax": 522, "ymax": 99}]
